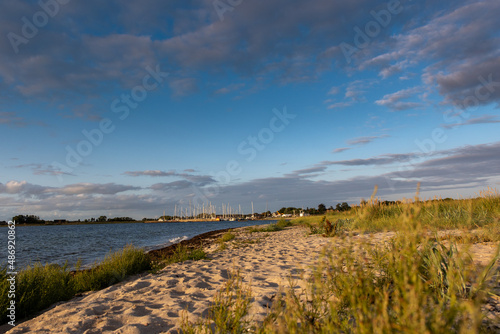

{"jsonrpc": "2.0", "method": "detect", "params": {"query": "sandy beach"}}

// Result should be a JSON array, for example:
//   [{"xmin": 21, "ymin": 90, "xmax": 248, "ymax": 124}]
[{"xmin": 4, "ymin": 225, "xmax": 499, "ymax": 333}]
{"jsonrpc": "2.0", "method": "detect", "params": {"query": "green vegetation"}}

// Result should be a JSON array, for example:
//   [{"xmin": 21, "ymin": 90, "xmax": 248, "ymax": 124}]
[
  {"xmin": 0, "ymin": 245, "xmax": 149, "ymax": 322},
  {"xmin": 151, "ymin": 244, "xmax": 207, "ymax": 271},
  {"xmin": 3, "ymin": 189, "xmax": 499, "ymax": 330},
  {"xmin": 72, "ymin": 245, "xmax": 150, "ymax": 292},
  {"xmin": 217, "ymin": 231, "xmax": 237, "ymax": 251},
  {"xmin": 261, "ymin": 232, "xmax": 498, "ymax": 333},
  {"xmin": 307, "ymin": 216, "xmax": 354, "ymax": 237},
  {"xmin": 350, "ymin": 187, "xmax": 500, "ymax": 232},
  {"xmin": 11, "ymin": 215, "xmax": 45, "ymax": 224},
  {"xmin": 220, "ymin": 231, "xmax": 236, "ymax": 243},
  {"xmin": 297, "ymin": 187, "xmax": 500, "ymax": 234},
  {"xmin": 246, "ymin": 219, "xmax": 294, "ymax": 233},
  {"xmin": 0, "ymin": 243, "xmax": 207, "ymax": 324},
  {"xmin": 181, "ymin": 270, "xmax": 252, "ymax": 334},
  {"xmin": 181, "ymin": 188, "xmax": 500, "ymax": 333}
]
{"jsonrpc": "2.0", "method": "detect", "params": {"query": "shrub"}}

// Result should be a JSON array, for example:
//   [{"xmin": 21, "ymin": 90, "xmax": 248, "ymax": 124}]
[
  {"xmin": 220, "ymin": 232, "xmax": 236, "ymax": 243},
  {"xmin": 276, "ymin": 219, "xmax": 292, "ymax": 229}
]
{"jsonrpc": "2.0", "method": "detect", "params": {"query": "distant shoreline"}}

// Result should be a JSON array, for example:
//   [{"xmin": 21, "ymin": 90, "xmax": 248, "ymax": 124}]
[
  {"xmin": 0, "ymin": 220, "xmax": 141, "ymax": 227},
  {"xmin": 0, "ymin": 217, "xmax": 278, "ymax": 227}
]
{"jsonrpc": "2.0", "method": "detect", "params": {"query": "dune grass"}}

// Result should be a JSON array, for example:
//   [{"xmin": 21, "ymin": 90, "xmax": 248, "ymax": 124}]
[
  {"xmin": 0, "ymin": 242, "xmax": 206, "ymax": 324},
  {"xmin": 0, "ymin": 245, "xmax": 150, "ymax": 322},
  {"xmin": 217, "ymin": 231, "xmax": 237, "ymax": 251},
  {"xmin": 181, "ymin": 270, "xmax": 252, "ymax": 334},
  {"xmin": 246, "ymin": 219, "xmax": 294, "ymax": 233},
  {"xmin": 351, "ymin": 187, "xmax": 500, "ymax": 232},
  {"xmin": 72, "ymin": 245, "xmax": 151, "ymax": 292},
  {"xmin": 181, "ymin": 188, "xmax": 500, "ymax": 333}
]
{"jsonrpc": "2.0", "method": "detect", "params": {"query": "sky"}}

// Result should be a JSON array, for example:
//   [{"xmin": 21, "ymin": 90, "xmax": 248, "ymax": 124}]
[{"xmin": 1, "ymin": 0, "xmax": 499, "ymax": 220}]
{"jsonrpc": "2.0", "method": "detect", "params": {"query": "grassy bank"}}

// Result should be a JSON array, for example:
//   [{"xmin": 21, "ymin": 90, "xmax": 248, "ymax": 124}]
[
  {"xmin": 0, "ymin": 243, "xmax": 207, "ymax": 324},
  {"xmin": 182, "ymin": 188, "xmax": 500, "ymax": 333},
  {"xmin": 294, "ymin": 187, "xmax": 500, "ymax": 234}
]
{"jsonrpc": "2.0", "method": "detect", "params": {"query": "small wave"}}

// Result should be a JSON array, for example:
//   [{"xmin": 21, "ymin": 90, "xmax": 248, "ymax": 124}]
[{"xmin": 169, "ymin": 235, "xmax": 188, "ymax": 244}]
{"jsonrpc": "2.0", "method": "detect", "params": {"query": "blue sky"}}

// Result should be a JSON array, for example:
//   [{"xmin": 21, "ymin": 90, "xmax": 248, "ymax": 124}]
[{"xmin": 1, "ymin": 0, "xmax": 500, "ymax": 220}]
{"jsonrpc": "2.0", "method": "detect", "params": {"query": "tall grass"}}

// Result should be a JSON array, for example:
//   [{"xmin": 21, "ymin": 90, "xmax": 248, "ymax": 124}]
[
  {"xmin": 0, "ymin": 243, "xmax": 206, "ymax": 324},
  {"xmin": 181, "ymin": 188, "xmax": 500, "ymax": 333},
  {"xmin": 72, "ymin": 245, "xmax": 150, "ymax": 292},
  {"xmin": 246, "ymin": 219, "xmax": 294, "ymax": 233},
  {"xmin": 181, "ymin": 270, "xmax": 252, "ymax": 334},
  {"xmin": 264, "ymin": 230, "xmax": 497, "ymax": 333},
  {"xmin": 0, "ymin": 245, "xmax": 149, "ymax": 322},
  {"xmin": 0, "ymin": 263, "xmax": 74, "ymax": 320},
  {"xmin": 352, "ymin": 187, "xmax": 500, "ymax": 232}
]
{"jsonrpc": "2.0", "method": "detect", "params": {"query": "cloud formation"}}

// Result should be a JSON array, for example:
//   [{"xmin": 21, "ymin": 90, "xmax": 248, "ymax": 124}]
[
  {"xmin": 375, "ymin": 87, "xmax": 423, "ymax": 111},
  {"xmin": 124, "ymin": 170, "xmax": 216, "ymax": 186},
  {"xmin": 441, "ymin": 115, "xmax": 500, "ymax": 129},
  {"xmin": 347, "ymin": 135, "xmax": 389, "ymax": 145},
  {"xmin": 2, "ymin": 141, "xmax": 498, "ymax": 219}
]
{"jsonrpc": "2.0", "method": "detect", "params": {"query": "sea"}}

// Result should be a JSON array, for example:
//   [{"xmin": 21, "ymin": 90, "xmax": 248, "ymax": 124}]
[{"xmin": 0, "ymin": 220, "xmax": 274, "ymax": 270}]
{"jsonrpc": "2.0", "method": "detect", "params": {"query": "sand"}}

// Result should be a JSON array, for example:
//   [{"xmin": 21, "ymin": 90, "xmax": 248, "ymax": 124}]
[{"xmin": 4, "ymin": 226, "xmax": 499, "ymax": 334}]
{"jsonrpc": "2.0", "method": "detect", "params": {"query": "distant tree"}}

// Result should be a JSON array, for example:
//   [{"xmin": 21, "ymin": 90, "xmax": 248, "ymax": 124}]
[
  {"xmin": 108, "ymin": 217, "xmax": 136, "ymax": 222},
  {"xmin": 318, "ymin": 203, "xmax": 326, "ymax": 214},
  {"xmin": 97, "ymin": 216, "xmax": 107, "ymax": 222},
  {"xmin": 278, "ymin": 207, "xmax": 300, "ymax": 215},
  {"xmin": 12, "ymin": 215, "xmax": 45, "ymax": 224},
  {"xmin": 336, "ymin": 202, "xmax": 351, "ymax": 212}
]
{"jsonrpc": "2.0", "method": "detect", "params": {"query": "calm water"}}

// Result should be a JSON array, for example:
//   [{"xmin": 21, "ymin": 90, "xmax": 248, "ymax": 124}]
[{"xmin": 0, "ymin": 220, "xmax": 273, "ymax": 270}]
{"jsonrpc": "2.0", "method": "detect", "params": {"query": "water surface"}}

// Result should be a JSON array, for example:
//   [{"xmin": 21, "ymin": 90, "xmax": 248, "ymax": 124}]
[{"xmin": 0, "ymin": 220, "xmax": 273, "ymax": 269}]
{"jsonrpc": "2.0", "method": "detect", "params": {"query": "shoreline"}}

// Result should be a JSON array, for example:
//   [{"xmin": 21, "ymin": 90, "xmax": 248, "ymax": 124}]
[
  {"xmin": 0, "ymin": 226, "xmax": 240, "ymax": 333},
  {"xmin": 0, "ymin": 217, "xmax": 279, "ymax": 227},
  {"xmin": 1, "ymin": 220, "xmax": 277, "ymax": 272},
  {"xmin": 4, "ymin": 224, "xmax": 318, "ymax": 333},
  {"xmin": 4, "ymin": 224, "xmax": 499, "ymax": 333}
]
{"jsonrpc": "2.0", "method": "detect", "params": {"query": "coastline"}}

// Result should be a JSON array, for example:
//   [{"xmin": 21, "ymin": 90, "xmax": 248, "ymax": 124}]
[
  {"xmin": 0, "ymin": 226, "xmax": 235, "ymax": 333},
  {"xmin": 4, "ymin": 224, "xmax": 499, "ymax": 333},
  {"xmin": 4, "ymin": 224, "xmax": 327, "ymax": 333}
]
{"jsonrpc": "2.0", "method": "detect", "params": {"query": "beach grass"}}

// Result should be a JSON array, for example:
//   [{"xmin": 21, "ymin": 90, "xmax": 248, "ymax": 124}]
[
  {"xmin": 181, "ymin": 270, "xmax": 252, "ymax": 334},
  {"xmin": 0, "ymin": 263, "xmax": 74, "ymax": 320},
  {"xmin": 246, "ymin": 219, "xmax": 294, "ymax": 233},
  {"xmin": 219, "ymin": 231, "xmax": 236, "ymax": 243},
  {"xmin": 2, "ymin": 188, "xmax": 499, "ymax": 330},
  {"xmin": 158, "ymin": 244, "xmax": 207, "ymax": 267},
  {"xmin": 72, "ymin": 245, "xmax": 151, "ymax": 292},
  {"xmin": 0, "ymin": 245, "xmax": 149, "ymax": 322},
  {"xmin": 217, "ymin": 231, "xmax": 236, "ymax": 251},
  {"xmin": 0, "ymin": 242, "xmax": 206, "ymax": 324},
  {"xmin": 181, "ymin": 188, "xmax": 500, "ymax": 333}
]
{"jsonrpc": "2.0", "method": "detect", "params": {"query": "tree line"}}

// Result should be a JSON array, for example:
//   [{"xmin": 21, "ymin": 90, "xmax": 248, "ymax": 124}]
[{"xmin": 278, "ymin": 202, "xmax": 351, "ymax": 215}]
